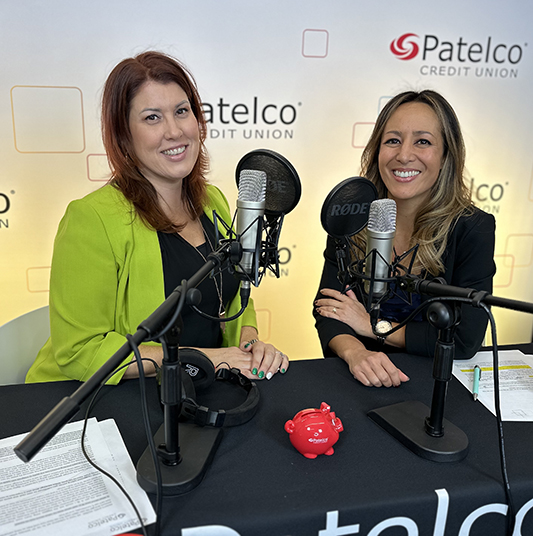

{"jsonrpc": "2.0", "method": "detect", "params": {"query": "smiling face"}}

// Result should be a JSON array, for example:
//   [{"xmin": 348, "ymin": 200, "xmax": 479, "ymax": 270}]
[
  {"xmin": 378, "ymin": 102, "xmax": 444, "ymax": 210},
  {"xmin": 128, "ymin": 80, "xmax": 200, "ymax": 192}
]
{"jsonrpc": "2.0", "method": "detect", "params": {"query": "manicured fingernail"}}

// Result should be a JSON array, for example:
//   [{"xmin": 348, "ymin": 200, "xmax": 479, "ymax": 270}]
[
  {"xmin": 252, "ymin": 368, "xmax": 258, "ymax": 375},
  {"xmin": 281, "ymin": 368, "xmax": 286, "ymax": 374},
  {"xmin": 244, "ymin": 343, "xmax": 251, "ymax": 349},
  {"xmin": 258, "ymin": 371, "xmax": 265, "ymax": 379},
  {"xmin": 266, "ymin": 372, "xmax": 273, "ymax": 380}
]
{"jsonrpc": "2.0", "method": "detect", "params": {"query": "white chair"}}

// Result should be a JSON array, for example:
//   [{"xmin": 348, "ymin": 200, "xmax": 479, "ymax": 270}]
[{"xmin": 0, "ymin": 306, "xmax": 50, "ymax": 385}]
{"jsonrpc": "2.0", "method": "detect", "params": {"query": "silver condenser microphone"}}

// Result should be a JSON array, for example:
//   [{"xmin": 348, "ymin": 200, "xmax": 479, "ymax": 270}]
[
  {"xmin": 365, "ymin": 199, "xmax": 397, "ymax": 300},
  {"xmin": 236, "ymin": 169, "xmax": 267, "ymax": 287}
]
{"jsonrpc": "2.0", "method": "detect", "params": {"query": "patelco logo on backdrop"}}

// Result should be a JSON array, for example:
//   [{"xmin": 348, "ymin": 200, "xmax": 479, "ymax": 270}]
[
  {"xmin": 202, "ymin": 97, "xmax": 300, "ymax": 141},
  {"xmin": 0, "ymin": 191, "xmax": 12, "ymax": 229},
  {"xmin": 390, "ymin": 33, "xmax": 419, "ymax": 60},
  {"xmin": 390, "ymin": 32, "xmax": 526, "ymax": 78}
]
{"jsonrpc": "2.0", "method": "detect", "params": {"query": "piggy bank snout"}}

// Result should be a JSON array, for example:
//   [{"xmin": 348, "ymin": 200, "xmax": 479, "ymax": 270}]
[{"xmin": 284, "ymin": 420, "xmax": 295, "ymax": 434}]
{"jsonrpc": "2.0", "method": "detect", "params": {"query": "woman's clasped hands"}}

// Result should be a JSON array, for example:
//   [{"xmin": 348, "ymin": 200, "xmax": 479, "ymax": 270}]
[{"xmin": 315, "ymin": 287, "xmax": 409, "ymax": 388}]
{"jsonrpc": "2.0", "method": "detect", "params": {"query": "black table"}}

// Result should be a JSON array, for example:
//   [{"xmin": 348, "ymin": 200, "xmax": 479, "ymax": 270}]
[{"xmin": 2, "ymin": 346, "xmax": 533, "ymax": 536}]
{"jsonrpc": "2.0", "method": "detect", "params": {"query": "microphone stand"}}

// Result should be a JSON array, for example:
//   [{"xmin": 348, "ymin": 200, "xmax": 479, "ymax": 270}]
[
  {"xmin": 135, "ymin": 290, "xmax": 222, "ymax": 496},
  {"xmin": 368, "ymin": 298, "xmax": 469, "ymax": 462},
  {"xmin": 14, "ymin": 240, "xmax": 242, "ymax": 496},
  {"xmin": 368, "ymin": 274, "xmax": 533, "ymax": 462}
]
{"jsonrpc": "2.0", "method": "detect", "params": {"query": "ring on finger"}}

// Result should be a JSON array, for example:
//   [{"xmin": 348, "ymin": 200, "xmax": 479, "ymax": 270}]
[{"xmin": 333, "ymin": 307, "xmax": 337, "ymax": 314}]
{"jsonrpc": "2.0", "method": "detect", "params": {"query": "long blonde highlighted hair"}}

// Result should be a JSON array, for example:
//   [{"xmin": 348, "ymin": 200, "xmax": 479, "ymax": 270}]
[{"xmin": 357, "ymin": 90, "xmax": 473, "ymax": 276}]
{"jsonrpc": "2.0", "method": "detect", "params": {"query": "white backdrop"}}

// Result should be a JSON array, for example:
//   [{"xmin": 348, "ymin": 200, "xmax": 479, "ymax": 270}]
[{"xmin": 1, "ymin": 0, "xmax": 532, "ymax": 360}]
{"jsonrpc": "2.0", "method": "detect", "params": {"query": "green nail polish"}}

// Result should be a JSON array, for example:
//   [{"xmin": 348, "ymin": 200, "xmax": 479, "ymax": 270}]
[
  {"xmin": 244, "ymin": 343, "xmax": 250, "ymax": 349},
  {"xmin": 281, "ymin": 368, "xmax": 286, "ymax": 374},
  {"xmin": 258, "ymin": 371, "xmax": 265, "ymax": 379},
  {"xmin": 252, "ymin": 368, "xmax": 258, "ymax": 375}
]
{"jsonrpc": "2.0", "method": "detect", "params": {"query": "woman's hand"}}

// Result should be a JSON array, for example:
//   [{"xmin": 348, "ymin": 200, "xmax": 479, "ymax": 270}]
[
  {"xmin": 123, "ymin": 339, "xmax": 289, "ymax": 381},
  {"xmin": 329, "ymin": 334, "xmax": 409, "ymax": 388},
  {"xmin": 315, "ymin": 287, "xmax": 374, "ymax": 338},
  {"xmin": 346, "ymin": 348, "xmax": 409, "ymax": 387},
  {"xmin": 239, "ymin": 339, "xmax": 289, "ymax": 380},
  {"xmin": 200, "ymin": 342, "xmax": 288, "ymax": 380}
]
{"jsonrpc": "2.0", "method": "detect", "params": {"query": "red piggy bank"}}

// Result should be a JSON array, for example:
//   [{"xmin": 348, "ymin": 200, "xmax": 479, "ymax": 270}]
[{"xmin": 284, "ymin": 402, "xmax": 343, "ymax": 459}]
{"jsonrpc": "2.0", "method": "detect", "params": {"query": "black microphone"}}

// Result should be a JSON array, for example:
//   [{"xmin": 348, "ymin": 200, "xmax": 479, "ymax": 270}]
[
  {"xmin": 365, "ymin": 198, "xmax": 396, "ymax": 327},
  {"xmin": 320, "ymin": 177, "xmax": 378, "ymax": 239},
  {"xmin": 320, "ymin": 177, "xmax": 378, "ymax": 282}
]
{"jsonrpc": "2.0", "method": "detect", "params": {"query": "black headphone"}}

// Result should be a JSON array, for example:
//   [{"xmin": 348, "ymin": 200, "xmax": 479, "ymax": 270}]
[{"xmin": 158, "ymin": 348, "xmax": 260, "ymax": 427}]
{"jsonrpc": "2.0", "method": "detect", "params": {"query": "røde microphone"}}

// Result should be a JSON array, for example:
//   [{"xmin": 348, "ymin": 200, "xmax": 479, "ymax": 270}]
[
  {"xmin": 235, "ymin": 149, "xmax": 301, "ymax": 280},
  {"xmin": 365, "ymin": 199, "xmax": 396, "ymax": 323},
  {"xmin": 320, "ymin": 177, "xmax": 378, "ymax": 283},
  {"xmin": 236, "ymin": 149, "xmax": 301, "ymax": 218},
  {"xmin": 235, "ymin": 169, "xmax": 267, "ymax": 291},
  {"xmin": 320, "ymin": 177, "xmax": 378, "ymax": 239}
]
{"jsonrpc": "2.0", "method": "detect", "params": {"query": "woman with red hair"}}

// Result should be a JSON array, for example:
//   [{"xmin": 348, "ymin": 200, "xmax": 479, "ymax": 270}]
[{"xmin": 27, "ymin": 51, "xmax": 288, "ymax": 383}]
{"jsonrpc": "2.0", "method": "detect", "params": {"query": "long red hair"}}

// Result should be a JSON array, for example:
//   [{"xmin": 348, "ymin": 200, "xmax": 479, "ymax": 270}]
[{"xmin": 101, "ymin": 51, "xmax": 208, "ymax": 231}]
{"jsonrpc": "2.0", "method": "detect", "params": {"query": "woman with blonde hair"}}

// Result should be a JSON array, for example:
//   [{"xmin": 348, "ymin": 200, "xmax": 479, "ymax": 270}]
[{"xmin": 314, "ymin": 89, "xmax": 495, "ymax": 388}]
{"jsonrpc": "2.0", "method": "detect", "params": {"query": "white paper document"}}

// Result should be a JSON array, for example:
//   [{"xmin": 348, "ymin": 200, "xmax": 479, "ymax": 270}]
[
  {"xmin": 452, "ymin": 349, "xmax": 533, "ymax": 421},
  {"xmin": 0, "ymin": 418, "xmax": 156, "ymax": 536}
]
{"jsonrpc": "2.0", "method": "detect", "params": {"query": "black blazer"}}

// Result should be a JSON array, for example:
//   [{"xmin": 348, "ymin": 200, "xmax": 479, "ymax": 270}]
[{"xmin": 314, "ymin": 207, "xmax": 496, "ymax": 360}]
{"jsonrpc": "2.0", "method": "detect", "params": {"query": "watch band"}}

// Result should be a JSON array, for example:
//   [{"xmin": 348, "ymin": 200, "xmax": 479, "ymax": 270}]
[{"xmin": 376, "ymin": 334, "xmax": 387, "ymax": 345}]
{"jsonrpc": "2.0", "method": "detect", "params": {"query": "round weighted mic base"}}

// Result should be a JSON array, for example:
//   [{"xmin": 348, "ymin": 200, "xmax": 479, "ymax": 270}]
[
  {"xmin": 368, "ymin": 300, "xmax": 468, "ymax": 463},
  {"xmin": 136, "ymin": 423, "xmax": 222, "ymax": 496}
]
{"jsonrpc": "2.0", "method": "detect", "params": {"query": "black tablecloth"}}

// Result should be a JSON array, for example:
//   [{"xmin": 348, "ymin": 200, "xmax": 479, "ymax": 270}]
[{"xmin": 2, "ymin": 346, "xmax": 533, "ymax": 536}]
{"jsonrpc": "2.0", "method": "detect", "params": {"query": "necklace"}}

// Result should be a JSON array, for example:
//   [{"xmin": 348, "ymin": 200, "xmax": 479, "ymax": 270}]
[{"xmin": 177, "ymin": 217, "xmax": 226, "ymax": 332}]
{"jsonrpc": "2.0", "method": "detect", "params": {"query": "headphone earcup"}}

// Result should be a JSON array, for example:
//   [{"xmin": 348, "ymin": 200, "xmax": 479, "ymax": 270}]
[{"xmin": 179, "ymin": 348, "xmax": 215, "ymax": 392}]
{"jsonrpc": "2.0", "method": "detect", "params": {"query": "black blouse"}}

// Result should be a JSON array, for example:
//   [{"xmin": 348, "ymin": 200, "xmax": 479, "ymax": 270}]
[
  {"xmin": 314, "ymin": 207, "xmax": 496, "ymax": 360},
  {"xmin": 158, "ymin": 214, "xmax": 240, "ymax": 348}
]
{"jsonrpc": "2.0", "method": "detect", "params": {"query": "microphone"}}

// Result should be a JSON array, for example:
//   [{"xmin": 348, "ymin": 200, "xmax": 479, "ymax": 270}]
[
  {"xmin": 364, "ymin": 198, "xmax": 396, "ymax": 326},
  {"xmin": 320, "ymin": 177, "xmax": 378, "ymax": 283},
  {"xmin": 320, "ymin": 177, "xmax": 378, "ymax": 239},
  {"xmin": 235, "ymin": 149, "xmax": 301, "ymax": 279},
  {"xmin": 235, "ymin": 149, "xmax": 301, "ymax": 217},
  {"xmin": 235, "ymin": 169, "xmax": 267, "ymax": 289}
]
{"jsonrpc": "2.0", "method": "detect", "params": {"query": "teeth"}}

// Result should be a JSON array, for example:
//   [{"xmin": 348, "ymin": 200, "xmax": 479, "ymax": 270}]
[
  {"xmin": 162, "ymin": 147, "xmax": 186, "ymax": 156},
  {"xmin": 394, "ymin": 170, "xmax": 420, "ymax": 178}
]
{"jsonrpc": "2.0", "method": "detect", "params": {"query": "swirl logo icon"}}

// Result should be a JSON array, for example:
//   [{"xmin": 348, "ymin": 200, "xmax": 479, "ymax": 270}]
[{"xmin": 390, "ymin": 33, "xmax": 419, "ymax": 60}]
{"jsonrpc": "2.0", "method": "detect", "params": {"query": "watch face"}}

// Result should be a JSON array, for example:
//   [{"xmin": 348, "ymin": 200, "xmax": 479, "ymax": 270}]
[{"xmin": 376, "ymin": 320, "xmax": 392, "ymax": 334}]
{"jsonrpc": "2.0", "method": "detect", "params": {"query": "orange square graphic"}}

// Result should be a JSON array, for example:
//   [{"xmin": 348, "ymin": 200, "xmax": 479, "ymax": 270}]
[
  {"xmin": 11, "ymin": 86, "xmax": 86, "ymax": 153},
  {"xmin": 504, "ymin": 234, "xmax": 533, "ymax": 268},
  {"xmin": 494, "ymin": 254, "xmax": 514, "ymax": 288},
  {"xmin": 302, "ymin": 29, "xmax": 329, "ymax": 58},
  {"xmin": 87, "ymin": 154, "xmax": 111, "ymax": 182},
  {"xmin": 352, "ymin": 122, "xmax": 375, "ymax": 149},
  {"xmin": 378, "ymin": 96, "xmax": 393, "ymax": 114},
  {"xmin": 26, "ymin": 267, "xmax": 51, "ymax": 293}
]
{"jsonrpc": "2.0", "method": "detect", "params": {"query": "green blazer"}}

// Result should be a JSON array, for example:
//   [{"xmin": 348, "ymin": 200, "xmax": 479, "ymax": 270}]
[{"xmin": 26, "ymin": 184, "xmax": 257, "ymax": 384}]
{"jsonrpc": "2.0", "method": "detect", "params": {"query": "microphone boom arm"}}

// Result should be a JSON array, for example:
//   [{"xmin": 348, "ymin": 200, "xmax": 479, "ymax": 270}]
[{"xmin": 399, "ymin": 273, "xmax": 533, "ymax": 315}]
